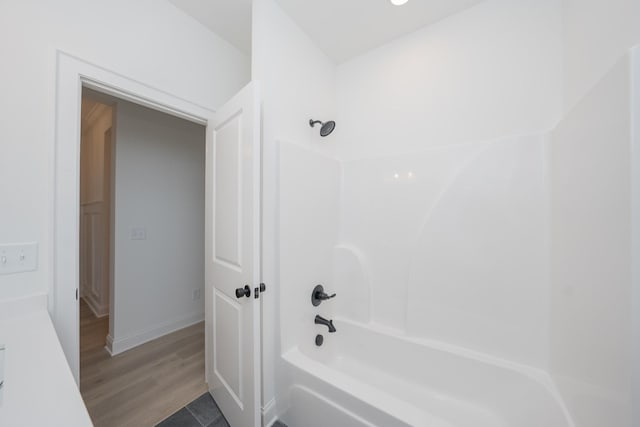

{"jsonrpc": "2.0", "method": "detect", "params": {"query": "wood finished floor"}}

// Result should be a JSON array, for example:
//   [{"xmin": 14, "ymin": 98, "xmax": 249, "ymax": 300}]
[{"xmin": 80, "ymin": 299, "xmax": 207, "ymax": 427}]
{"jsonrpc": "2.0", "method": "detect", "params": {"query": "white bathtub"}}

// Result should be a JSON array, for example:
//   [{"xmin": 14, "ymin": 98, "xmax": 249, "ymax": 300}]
[{"xmin": 279, "ymin": 317, "xmax": 573, "ymax": 427}]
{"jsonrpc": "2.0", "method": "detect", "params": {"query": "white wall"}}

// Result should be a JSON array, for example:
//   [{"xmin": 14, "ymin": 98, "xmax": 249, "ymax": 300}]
[
  {"xmin": 251, "ymin": 0, "xmax": 337, "ymax": 422},
  {"xmin": 550, "ymin": 54, "xmax": 634, "ymax": 427},
  {"xmin": 562, "ymin": 0, "xmax": 640, "ymax": 112},
  {"xmin": 109, "ymin": 99, "xmax": 205, "ymax": 354},
  {"xmin": 334, "ymin": 0, "xmax": 563, "ymax": 160},
  {"xmin": 0, "ymin": 0, "xmax": 249, "ymax": 301}
]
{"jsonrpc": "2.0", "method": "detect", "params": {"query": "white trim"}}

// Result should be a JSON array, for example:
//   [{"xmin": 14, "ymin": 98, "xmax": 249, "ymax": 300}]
[
  {"xmin": 262, "ymin": 397, "xmax": 278, "ymax": 427},
  {"xmin": 105, "ymin": 334, "xmax": 115, "ymax": 356},
  {"xmin": 54, "ymin": 51, "xmax": 213, "ymax": 382},
  {"xmin": 81, "ymin": 296, "xmax": 108, "ymax": 318},
  {"xmin": 631, "ymin": 44, "xmax": 640, "ymax": 427},
  {"xmin": 108, "ymin": 313, "xmax": 205, "ymax": 356},
  {"xmin": 80, "ymin": 200, "xmax": 104, "ymax": 207}
]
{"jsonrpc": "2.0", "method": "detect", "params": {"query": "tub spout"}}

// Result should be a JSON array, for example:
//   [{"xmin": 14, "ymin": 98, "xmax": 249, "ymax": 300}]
[{"xmin": 315, "ymin": 315, "xmax": 337, "ymax": 333}]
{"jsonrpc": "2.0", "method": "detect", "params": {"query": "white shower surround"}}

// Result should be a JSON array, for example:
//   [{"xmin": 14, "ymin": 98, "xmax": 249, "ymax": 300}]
[
  {"xmin": 336, "ymin": 135, "xmax": 549, "ymax": 367},
  {"xmin": 277, "ymin": 135, "xmax": 567, "ymax": 425},
  {"xmin": 275, "ymin": 51, "xmax": 640, "ymax": 423},
  {"xmin": 253, "ymin": 0, "xmax": 640, "ymax": 423}
]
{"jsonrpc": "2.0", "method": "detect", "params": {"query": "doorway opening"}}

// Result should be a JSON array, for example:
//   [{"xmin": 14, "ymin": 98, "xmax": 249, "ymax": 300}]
[
  {"xmin": 78, "ymin": 88, "xmax": 211, "ymax": 426},
  {"xmin": 55, "ymin": 52, "xmax": 262, "ymax": 427}
]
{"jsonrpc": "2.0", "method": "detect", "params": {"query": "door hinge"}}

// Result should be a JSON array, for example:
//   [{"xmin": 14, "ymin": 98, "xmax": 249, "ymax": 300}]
[{"xmin": 75, "ymin": 288, "xmax": 79, "ymax": 300}]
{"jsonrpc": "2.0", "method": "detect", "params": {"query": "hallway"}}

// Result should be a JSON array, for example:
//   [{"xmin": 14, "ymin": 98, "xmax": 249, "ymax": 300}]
[{"xmin": 79, "ymin": 300, "xmax": 207, "ymax": 426}]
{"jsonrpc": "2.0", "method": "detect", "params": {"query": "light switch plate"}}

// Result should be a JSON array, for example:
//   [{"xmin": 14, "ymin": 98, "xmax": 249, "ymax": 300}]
[
  {"xmin": 0, "ymin": 243, "xmax": 38, "ymax": 275},
  {"xmin": 130, "ymin": 227, "xmax": 147, "ymax": 240}
]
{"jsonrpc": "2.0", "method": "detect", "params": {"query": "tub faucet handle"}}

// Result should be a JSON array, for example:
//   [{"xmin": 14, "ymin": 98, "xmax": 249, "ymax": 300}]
[
  {"xmin": 312, "ymin": 284, "xmax": 336, "ymax": 306},
  {"xmin": 318, "ymin": 290, "xmax": 336, "ymax": 300}
]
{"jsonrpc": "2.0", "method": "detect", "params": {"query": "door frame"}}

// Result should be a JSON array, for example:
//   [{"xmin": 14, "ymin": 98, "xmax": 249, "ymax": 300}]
[{"xmin": 54, "ymin": 51, "xmax": 214, "ymax": 382}]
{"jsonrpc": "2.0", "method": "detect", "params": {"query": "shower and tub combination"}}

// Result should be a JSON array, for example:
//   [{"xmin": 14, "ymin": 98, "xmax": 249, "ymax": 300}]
[{"xmin": 276, "ymin": 119, "xmax": 575, "ymax": 427}]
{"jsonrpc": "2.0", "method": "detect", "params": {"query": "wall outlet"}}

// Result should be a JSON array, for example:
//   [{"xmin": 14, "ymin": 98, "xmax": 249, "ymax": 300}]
[
  {"xmin": 0, "ymin": 243, "xmax": 38, "ymax": 275},
  {"xmin": 192, "ymin": 289, "xmax": 201, "ymax": 301}
]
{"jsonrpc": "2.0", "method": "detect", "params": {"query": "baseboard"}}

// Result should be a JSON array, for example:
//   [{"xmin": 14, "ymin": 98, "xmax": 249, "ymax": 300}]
[
  {"xmin": 105, "ymin": 333, "xmax": 114, "ymax": 356},
  {"xmin": 109, "ymin": 312, "xmax": 204, "ymax": 355},
  {"xmin": 82, "ymin": 295, "xmax": 109, "ymax": 318},
  {"xmin": 263, "ymin": 398, "xmax": 278, "ymax": 427}
]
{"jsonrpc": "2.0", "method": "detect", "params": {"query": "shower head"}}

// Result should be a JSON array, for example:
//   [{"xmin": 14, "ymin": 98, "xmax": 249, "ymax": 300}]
[{"xmin": 309, "ymin": 119, "xmax": 336, "ymax": 137}]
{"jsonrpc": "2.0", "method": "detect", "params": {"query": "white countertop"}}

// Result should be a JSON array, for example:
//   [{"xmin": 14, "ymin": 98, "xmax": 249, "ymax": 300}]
[{"xmin": 0, "ymin": 294, "xmax": 93, "ymax": 427}]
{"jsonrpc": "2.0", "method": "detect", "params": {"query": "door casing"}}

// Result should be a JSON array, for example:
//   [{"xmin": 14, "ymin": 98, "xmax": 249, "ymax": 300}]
[{"xmin": 54, "ymin": 51, "xmax": 227, "ymax": 385}]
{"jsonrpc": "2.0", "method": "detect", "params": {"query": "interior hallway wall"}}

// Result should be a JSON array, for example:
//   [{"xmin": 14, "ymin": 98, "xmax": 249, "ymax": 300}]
[
  {"xmin": 108, "ymin": 99, "xmax": 205, "ymax": 355},
  {"xmin": 0, "ymin": 0, "xmax": 249, "ymax": 303}
]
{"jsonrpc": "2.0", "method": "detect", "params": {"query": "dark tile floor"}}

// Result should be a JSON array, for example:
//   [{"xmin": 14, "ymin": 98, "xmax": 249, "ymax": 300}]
[
  {"xmin": 156, "ymin": 393, "xmax": 227, "ymax": 427},
  {"xmin": 155, "ymin": 392, "xmax": 288, "ymax": 427}
]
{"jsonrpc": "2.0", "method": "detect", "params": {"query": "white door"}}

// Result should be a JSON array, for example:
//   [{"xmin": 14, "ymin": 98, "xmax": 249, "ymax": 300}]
[{"xmin": 205, "ymin": 82, "xmax": 262, "ymax": 427}]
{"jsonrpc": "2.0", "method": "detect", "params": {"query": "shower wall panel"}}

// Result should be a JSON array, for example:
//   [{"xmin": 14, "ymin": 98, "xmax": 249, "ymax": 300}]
[{"xmin": 337, "ymin": 134, "xmax": 550, "ymax": 369}]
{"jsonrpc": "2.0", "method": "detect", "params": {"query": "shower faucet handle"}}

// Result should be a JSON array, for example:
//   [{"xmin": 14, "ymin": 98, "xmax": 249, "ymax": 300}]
[
  {"xmin": 319, "ymin": 291, "xmax": 336, "ymax": 300},
  {"xmin": 311, "ymin": 284, "xmax": 336, "ymax": 306}
]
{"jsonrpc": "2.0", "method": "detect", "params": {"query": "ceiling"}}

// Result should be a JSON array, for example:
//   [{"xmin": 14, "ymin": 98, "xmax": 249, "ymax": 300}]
[
  {"xmin": 275, "ymin": 0, "xmax": 485, "ymax": 63},
  {"xmin": 168, "ymin": 0, "xmax": 253, "ymax": 54},
  {"xmin": 168, "ymin": 0, "xmax": 485, "ymax": 63}
]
